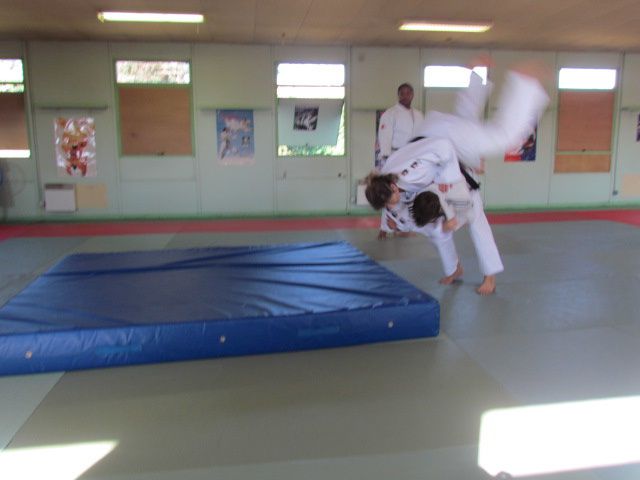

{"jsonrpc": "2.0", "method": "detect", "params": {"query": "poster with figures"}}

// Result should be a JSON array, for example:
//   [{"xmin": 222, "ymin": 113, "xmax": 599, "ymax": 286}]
[
  {"xmin": 55, "ymin": 117, "xmax": 97, "ymax": 177},
  {"xmin": 504, "ymin": 127, "xmax": 538, "ymax": 162},
  {"xmin": 216, "ymin": 109, "xmax": 255, "ymax": 165},
  {"xmin": 374, "ymin": 109, "xmax": 385, "ymax": 169}
]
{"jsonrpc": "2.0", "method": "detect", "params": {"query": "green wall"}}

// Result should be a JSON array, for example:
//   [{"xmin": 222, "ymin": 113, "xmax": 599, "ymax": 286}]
[{"xmin": 0, "ymin": 40, "xmax": 638, "ymax": 220}]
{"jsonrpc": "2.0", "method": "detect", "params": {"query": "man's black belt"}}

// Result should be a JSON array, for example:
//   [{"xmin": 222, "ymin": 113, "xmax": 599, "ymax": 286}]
[{"xmin": 409, "ymin": 136, "xmax": 480, "ymax": 191}]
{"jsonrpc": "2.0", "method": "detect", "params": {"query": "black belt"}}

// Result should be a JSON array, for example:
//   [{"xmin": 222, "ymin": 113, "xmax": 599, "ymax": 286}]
[
  {"xmin": 460, "ymin": 165, "xmax": 480, "ymax": 190},
  {"xmin": 409, "ymin": 136, "xmax": 480, "ymax": 191}
]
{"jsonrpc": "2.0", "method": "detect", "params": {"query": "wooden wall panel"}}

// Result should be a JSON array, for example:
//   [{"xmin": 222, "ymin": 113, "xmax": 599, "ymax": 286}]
[
  {"xmin": 0, "ymin": 93, "xmax": 28, "ymax": 149},
  {"xmin": 119, "ymin": 87, "xmax": 192, "ymax": 156},
  {"xmin": 621, "ymin": 174, "xmax": 640, "ymax": 197},
  {"xmin": 554, "ymin": 154, "xmax": 610, "ymax": 173},
  {"xmin": 556, "ymin": 91, "xmax": 614, "ymax": 152},
  {"xmin": 76, "ymin": 183, "xmax": 108, "ymax": 208}
]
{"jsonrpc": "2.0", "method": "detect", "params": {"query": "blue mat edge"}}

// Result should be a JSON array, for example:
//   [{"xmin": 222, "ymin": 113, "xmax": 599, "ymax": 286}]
[{"xmin": 0, "ymin": 301, "xmax": 439, "ymax": 375}]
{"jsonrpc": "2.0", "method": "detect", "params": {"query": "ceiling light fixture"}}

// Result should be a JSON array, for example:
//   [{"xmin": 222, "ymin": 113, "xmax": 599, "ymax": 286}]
[
  {"xmin": 97, "ymin": 11, "xmax": 204, "ymax": 24},
  {"xmin": 399, "ymin": 21, "xmax": 492, "ymax": 33}
]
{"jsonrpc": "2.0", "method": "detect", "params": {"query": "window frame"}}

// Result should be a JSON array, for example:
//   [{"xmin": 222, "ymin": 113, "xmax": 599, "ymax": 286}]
[
  {"xmin": 114, "ymin": 59, "xmax": 194, "ymax": 157},
  {"xmin": 0, "ymin": 58, "xmax": 30, "ymax": 159},
  {"xmin": 276, "ymin": 62, "xmax": 346, "ymax": 157}
]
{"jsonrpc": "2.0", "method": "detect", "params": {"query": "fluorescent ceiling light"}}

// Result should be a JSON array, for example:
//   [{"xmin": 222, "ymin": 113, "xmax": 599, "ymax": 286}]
[
  {"xmin": 97, "ymin": 12, "xmax": 204, "ymax": 23},
  {"xmin": 400, "ymin": 21, "xmax": 492, "ymax": 33}
]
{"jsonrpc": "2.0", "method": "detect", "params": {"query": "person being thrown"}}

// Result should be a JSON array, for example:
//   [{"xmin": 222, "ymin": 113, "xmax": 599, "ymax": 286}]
[{"xmin": 365, "ymin": 58, "xmax": 550, "ymax": 294}]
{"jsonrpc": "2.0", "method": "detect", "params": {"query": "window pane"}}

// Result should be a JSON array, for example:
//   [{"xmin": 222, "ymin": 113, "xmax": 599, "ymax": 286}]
[
  {"xmin": 424, "ymin": 65, "xmax": 487, "ymax": 88},
  {"xmin": 277, "ymin": 63, "xmax": 345, "ymax": 86},
  {"xmin": 278, "ymin": 110, "xmax": 345, "ymax": 156},
  {"xmin": 276, "ymin": 63, "xmax": 345, "ymax": 157},
  {"xmin": 0, "ymin": 59, "xmax": 23, "ymax": 83},
  {"xmin": 0, "ymin": 84, "xmax": 24, "ymax": 93},
  {"xmin": 277, "ymin": 86, "xmax": 345, "ymax": 99},
  {"xmin": 558, "ymin": 68, "xmax": 616, "ymax": 90},
  {"xmin": 0, "ymin": 149, "xmax": 30, "ymax": 158},
  {"xmin": 115, "ymin": 61, "xmax": 190, "ymax": 84}
]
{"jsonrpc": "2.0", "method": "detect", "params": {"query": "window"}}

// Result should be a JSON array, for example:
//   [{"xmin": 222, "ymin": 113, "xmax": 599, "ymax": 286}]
[
  {"xmin": 558, "ymin": 68, "xmax": 616, "ymax": 90},
  {"xmin": 555, "ymin": 68, "xmax": 616, "ymax": 173},
  {"xmin": 116, "ymin": 60, "xmax": 192, "ymax": 156},
  {"xmin": 276, "ymin": 63, "xmax": 345, "ymax": 156},
  {"xmin": 424, "ymin": 65, "xmax": 488, "ymax": 88},
  {"xmin": 115, "ymin": 61, "xmax": 190, "ymax": 84},
  {"xmin": 0, "ymin": 59, "xmax": 29, "ymax": 158}
]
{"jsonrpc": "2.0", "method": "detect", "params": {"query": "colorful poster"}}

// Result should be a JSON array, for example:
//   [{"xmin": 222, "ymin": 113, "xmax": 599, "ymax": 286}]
[
  {"xmin": 374, "ymin": 109, "xmax": 385, "ymax": 169},
  {"xmin": 505, "ymin": 127, "xmax": 537, "ymax": 162},
  {"xmin": 216, "ymin": 109, "xmax": 255, "ymax": 165},
  {"xmin": 55, "ymin": 117, "xmax": 96, "ymax": 177}
]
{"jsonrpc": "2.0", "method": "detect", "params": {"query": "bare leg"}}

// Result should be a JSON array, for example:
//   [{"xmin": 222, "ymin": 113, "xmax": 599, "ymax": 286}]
[
  {"xmin": 476, "ymin": 275, "xmax": 496, "ymax": 295},
  {"xmin": 440, "ymin": 261, "xmax": 463, "ymax": 285}
]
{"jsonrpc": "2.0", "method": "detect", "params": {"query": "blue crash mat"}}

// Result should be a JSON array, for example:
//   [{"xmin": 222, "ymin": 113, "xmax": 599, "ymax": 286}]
[{"xmin": 0, "ymin": 242, "xmax": 439, "ymax": 375}]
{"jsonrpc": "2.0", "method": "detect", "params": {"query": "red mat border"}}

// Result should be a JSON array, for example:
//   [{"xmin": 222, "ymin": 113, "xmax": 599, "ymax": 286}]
[{"xmin": 1, "ymin": 209, "xmax": 639, "ymax": 242}]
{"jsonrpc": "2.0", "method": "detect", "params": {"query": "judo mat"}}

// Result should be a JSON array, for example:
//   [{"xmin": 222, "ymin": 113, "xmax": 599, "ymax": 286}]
[{"xmin": 0, "ymin": 242, "xmax": 439, "ymax": 375}]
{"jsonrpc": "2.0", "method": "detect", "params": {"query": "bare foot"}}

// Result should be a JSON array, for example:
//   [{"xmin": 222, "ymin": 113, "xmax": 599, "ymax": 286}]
[
  {"xmin": 439, "ymin": 262, "xmax": 463, "ymax": 285},
  {"xmin": 476, "ymin": 275, "xmax": 496, "ymax": 295},
  {"xmin": 377, "ymin": 230, "xmax": 388, "ymax": 240},
  {"xmin": 395, "ymin": 231, "xmax": 415, "ymax": 238}
]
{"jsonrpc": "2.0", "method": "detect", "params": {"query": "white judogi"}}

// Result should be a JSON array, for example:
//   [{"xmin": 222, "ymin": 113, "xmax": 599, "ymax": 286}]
[
  {"xmin": 417, "ymin": 71, "xmax": 549, "ymax": 170},
  {"xmin": 468, "ymin": 189, "xmax": 503, "ymax": 276},
  {"xmin": 380, "ymin": 137, "xmax": 465, "ymax": 191},
  {"xmin": 377, "ymin": 103, "xmax": 424, "ymax": 234},
  {"xmin": 424, "ymin": 182, "xmax": 474, "ymax": 230},
  {"xmin": 414, "ymin": 69, "xmax": 550, "ymax": 277},
  {"xmin": 386, "ymin": 69, "xmax": 549, "ymax": 277},
  {"xmin": 379, "ymin": 192, "xmax": 459, "ymax": 276},
  {"xmin": 377, "ymin": 104, "xmax": 424, "ymax": 160}
]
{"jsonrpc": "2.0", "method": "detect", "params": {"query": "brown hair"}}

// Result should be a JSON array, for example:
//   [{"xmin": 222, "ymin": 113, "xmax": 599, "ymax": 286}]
[
  {"xmin": 410, "ymin": 191, "xmax": 444, "ymax": 227},
  {"xmin": 364, "ymin": 172, "xmax": 397, "ymax": 210}
]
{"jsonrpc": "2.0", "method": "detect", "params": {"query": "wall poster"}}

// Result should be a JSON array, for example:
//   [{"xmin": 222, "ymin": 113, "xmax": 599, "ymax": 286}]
[
  {"xmin": 55, "ymin": 117, "xmax": 96, "ymax": 177},
  {"xmin": 216, "ymin": 109, "xmax": 255, "ymax": 166},
  {"xmin": 505, "ymin": 127, "xmax": 538, "ymax": 162}
]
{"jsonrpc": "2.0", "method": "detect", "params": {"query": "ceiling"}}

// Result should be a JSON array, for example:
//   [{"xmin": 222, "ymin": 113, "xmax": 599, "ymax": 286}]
[{"xmin": 1, "ymin": 0, "xmax": 640, "ymax": 52}]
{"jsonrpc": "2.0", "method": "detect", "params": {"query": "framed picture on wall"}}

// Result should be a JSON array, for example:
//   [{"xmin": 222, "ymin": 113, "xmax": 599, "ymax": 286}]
[{"xmin": 216, "ymin": 109, "xmax": 255, "ymax": 166}]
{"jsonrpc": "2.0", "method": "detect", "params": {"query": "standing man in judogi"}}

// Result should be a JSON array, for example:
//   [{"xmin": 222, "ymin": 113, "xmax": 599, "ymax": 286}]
[{"xmin": 376, "ymin": 83, "xmax": 424, "ymax": 239}]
